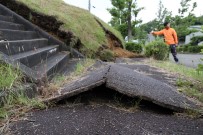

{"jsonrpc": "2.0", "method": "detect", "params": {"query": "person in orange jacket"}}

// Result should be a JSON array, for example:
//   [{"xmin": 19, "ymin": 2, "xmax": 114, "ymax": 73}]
[{"xmin": 150, "ymin": 22, "xmax": 179, "ymax": 62}]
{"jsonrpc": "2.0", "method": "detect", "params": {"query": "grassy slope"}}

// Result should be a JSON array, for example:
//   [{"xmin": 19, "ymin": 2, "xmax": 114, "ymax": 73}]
[{"xmin": 15, "ymin": 0, "xmax": 125, "ymax": 56}]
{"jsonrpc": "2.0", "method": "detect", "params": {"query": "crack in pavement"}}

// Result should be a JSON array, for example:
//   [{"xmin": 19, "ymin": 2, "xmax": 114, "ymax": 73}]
[{"xmin": 44, "ymin": 64, "xmax": 199, "ymax": 112}]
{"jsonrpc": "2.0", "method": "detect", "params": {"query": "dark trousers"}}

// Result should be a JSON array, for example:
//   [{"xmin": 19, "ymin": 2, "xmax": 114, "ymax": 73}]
[{"xmin": 169, "ymin": 44, "xmax": 178, "ymax": 62}]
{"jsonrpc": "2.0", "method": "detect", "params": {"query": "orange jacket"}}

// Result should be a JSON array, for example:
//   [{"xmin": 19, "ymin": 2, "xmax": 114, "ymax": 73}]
[{"xmin": 152, "ymin": 28, "xmax": 178, "ymax": 45}]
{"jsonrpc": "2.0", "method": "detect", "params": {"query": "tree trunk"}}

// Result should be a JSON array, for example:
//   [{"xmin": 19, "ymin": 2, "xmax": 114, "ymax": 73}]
[{"xmin": 127, "ymin": 1, "xmax": 132, "ymax": 42}]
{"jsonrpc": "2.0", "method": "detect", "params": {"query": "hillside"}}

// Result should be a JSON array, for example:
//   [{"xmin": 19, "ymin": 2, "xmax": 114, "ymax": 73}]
[{"xmin": 0, "ymin": 0, "xmax": 136, "ymax": 59}]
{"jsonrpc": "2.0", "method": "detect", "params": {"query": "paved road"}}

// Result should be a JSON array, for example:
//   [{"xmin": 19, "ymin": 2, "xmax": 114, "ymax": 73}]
[{"xmin": 169, "ymin": 53, "xmax": 203, "ymax": 68}]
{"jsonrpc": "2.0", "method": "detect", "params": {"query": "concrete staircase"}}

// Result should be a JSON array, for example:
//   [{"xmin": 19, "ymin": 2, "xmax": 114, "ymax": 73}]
[{"xmin": 0, "ymin": 4, "xmax": 82, "ymax": 83}]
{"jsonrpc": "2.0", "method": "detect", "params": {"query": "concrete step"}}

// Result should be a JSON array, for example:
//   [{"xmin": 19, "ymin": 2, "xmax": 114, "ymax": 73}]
[
  {"xmin": 0, "ymin": 38, "xmax": 48, "ymax": 55},
  {"xmin": 32, "ymin": 52, "xmax": 70, "ymax": 79},
  {"xmin": 0, "ymin": 29, "xmax": 39, "ymax": 41},
  {"xmin": 0, "ymin": 20, "xmax": 24, "ymax": 30},
  {"xmin": 0, "ymin": 14, "xmax": 13, "ymax": 22},
  {"xmin": 11, "ymin": 45, "xmax": 59, "ymax": 67}
]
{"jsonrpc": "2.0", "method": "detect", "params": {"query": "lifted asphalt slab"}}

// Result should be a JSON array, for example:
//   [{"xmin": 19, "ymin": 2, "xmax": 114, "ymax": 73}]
[
  {"xmin": 106, "ymin": 65, "xmax": 197, "ymax": 111},
  {"xmin": 45, "ymin": 66, "xmax": 110, "ymax": 103},
  {"xmin": 46, "ymin": 63, "xmax": 198, "ymax": 112}
]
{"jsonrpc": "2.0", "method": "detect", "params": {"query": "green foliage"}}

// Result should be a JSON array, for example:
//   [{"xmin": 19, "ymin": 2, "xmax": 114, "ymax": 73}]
[
  {"xmin": 194, "ymin": 16, "xmax": 203, "ymax": 25},
  {"xmin": 188, "ymin": 46, "xmax": 203, "ymax": 53},
  {"xmin": 155, "ymin": 0, "xmax": 172, "ymax": 30},
  {"xmin": 126, "ymin": 42, "xmax": 142, "ymax": 53},
  {"xmin": 190, "ymin": 36, "xmax": 203, "ymax": 45},
  {"xmin": 74, "ymin": 59, "xmax": 95, "ymax": 75},
  {"xmin": 176, "ymin": 46, "xmax": 184, "ymax": 52},
  {"xmin": 0, "ymin": 91, "xmax": 46, "ymax": 119},
  {"xmin": 176, "ymin": 78, "xmax": 203, "ymax": 104},
  {"xmin": 100, "ymin": 49, "xmax": 115, "ymax": 61},
  {"xmin": 177, "ymin": 45, "xmax": 203, "ymax": 53},
  {"xmin": 108, "ymin": 0, "xmax": 143, "ymax": 39},
  {"xmin": 133, "ymin": 27, "xmax": 147, "ymax": 40},
  {"xmin": 149, "ymin": 59, "xmax": 203, "ymax": 83},
  {"xmin": 178, "ymin": 0, "xmax": 197, "ymax": 17},
  {"xmin": 145, "ymin": 39, "xmax": 169, "ymax": 60},
  {"xmin": 196, "ymin": 58, "xmax": 203, "ymax": 75},
  {"xmin": 0, "ymin": 62, "xmax": 23, "ymax": 91}
]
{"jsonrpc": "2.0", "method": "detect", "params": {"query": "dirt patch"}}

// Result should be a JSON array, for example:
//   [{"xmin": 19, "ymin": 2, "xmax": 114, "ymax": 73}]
[
  {"xmin": 95, "ymin": 19, "xmax": 140, "ymax": 58},
  {"xmin": 107, "ymin": 34, "xmax": 140, "ymax": 58}
]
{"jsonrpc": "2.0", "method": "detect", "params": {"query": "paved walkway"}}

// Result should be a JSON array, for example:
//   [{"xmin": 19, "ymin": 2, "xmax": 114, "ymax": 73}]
[{"xmin": 169, "ymin": 53, "xmax": 203, "ymax": 68}]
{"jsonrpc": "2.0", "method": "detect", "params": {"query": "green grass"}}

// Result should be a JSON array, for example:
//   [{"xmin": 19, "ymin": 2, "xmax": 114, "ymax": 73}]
[
  {"xmin": 49, "ymin": 59, "xmax": 95, "ymax": 90},
  {"xmin": 15, "ymin": 0, "xmax": 124, "ymax": 57},
  {"xmin": 148, "ymin": 59, "xmax": 203, "ymax": 104},
  {"xmin": 148, "ymin": 59, "xmax": 203, "ymax": 83},
  {"xmin": 0, "ymin": 62, "xmax": 23, "ymax": 91},
  {"xmin": 96, "ymin": 17, "xmax": 125, "ymax": 48},
  {"xmin": 0, "ymin": 91, "xmax": 46, "ymax": 120},
  {"xmin": 176, "ymin": 79, "xmax": 203, "ymax": 103}
]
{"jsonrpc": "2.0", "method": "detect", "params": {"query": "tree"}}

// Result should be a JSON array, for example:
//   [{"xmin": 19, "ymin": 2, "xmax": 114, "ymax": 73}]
[
  {"xmin": 178, "ymin": 0, "xmax": 197, "ymax": 17},
  {"xmin": 163, "ymin": 0, "xmax": 198, "ymax": 42},
  {"xmin": 156, "ymin": 0, "xmax": 171, "ymax": 25},
  {"xmin": 108, "ymin": 0, "xmax": 143, "ymax": 41}
]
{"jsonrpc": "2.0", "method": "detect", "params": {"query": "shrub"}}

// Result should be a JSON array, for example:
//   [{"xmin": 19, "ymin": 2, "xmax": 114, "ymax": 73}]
[
  {"xmin": 145, "ymin": 39, "xmax": 169, "ymax": 60},
  {"xmin": 190, "ymin": 36, "xmax": 203, "ymax": 45},
  {"xmin": 201, "ymin": 49, "xmax": 203, "ymax": 54},
  {"xmin": 100, "ymin": 49, "xmax": 114, "ymax": 61},
  {"xmin": 183, "ymin": 45, "xmax": 190, "ymax": 52},
  {"xmin": 177, "ymin": 46, "xmax": 184, "ymax": 52},
  {"xmin": 196, "ymin": 58, "xmax": 203, "ymax": 74},
  {"xmin": 125, "ymin": 42, "xmax": 143, "ymax": 53},
  {"xmin": 177, "ymin": 45, "xmax": 190, "ymax": 53},
  {"xmin": 188, "ymin": 46, "xmax": 203, "ymax": 53}
]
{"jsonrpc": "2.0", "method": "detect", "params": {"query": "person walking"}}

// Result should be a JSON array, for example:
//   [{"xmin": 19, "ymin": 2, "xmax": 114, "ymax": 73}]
[{"xmin": 150, "ymin": 22, "xmax": 179, "ymax": 62}]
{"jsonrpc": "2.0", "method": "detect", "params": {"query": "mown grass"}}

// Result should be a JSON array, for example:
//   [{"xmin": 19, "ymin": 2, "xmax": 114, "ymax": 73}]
[{"xmin": 15, "ymin": 0, "xmax": 124, "ymax": 57}]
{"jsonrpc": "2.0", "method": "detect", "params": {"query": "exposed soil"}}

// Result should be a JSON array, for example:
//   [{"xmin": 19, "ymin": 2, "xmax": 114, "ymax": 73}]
[
  {"xmin": 10, "ymin": 86, "xmax": 203, "ymax": 135},
  {"xmin": 96, "ymin": 19, "xmax": 139, "ymax": 58},
  {"xmin": 107, "ymin": 35, "xmax": 139, "ymax": 58},
  {"xmin": 0, "ymin": 0, "xmax": 75, "ymax": 45}
]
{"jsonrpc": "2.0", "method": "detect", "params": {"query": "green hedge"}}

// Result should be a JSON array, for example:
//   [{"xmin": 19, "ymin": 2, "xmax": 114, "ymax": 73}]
[
  {"xmin": 190, "ymin": 36, "xmax": 203, "ymax": 45},
  {"xmin": 145, "ymin": 40, "xmax": 169, "ymax": 60},
  {"xmin": 188, "ymin": 46, "xmax": 203, "ymax": 53},
  {"xmin": 125, "ymin": 42, "xmax": 143, "ymax": 53},
  {"xmin": 177, "ymin": 45, "xmax": 203, "ymax": 53}
]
